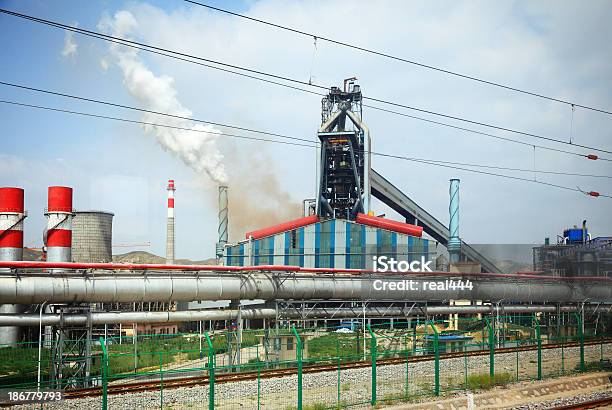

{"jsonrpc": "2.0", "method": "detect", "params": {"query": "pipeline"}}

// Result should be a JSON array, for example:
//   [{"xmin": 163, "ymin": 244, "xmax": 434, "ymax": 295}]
[
  {"xmin": 0, "ymin": 260, "xmax": 609, "ymax": 282},
  {"xmin": 245, "ymin": 215, "xmax": 319, "ymax": 240},
  {"xmin": 1, "ymin": 269, "xmax": 611, "ymax": 304},
  {"xmin": 0, "ymin": 305, "xmax": 605, "ymax": 326},
  {"xmin": 355, "ymin": 213, "xmax": 423, "ymax": 237}
]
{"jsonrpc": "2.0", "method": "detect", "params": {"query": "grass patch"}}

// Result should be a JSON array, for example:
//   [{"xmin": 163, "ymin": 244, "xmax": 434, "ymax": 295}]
[
  {"xmin": 466, "ymin": 372, "xmax": 512, "ymax": 390},
  {"xmin": 308, "ymin": 333, "xmax": 367, "ymax": 360}
]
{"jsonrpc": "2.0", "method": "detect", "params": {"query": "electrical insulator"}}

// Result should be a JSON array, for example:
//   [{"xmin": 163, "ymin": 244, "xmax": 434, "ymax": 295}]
[
  {"xmin": 587, "ymin": 191, "xmax": 600, "ymax": 197},
  {"xmin": 587, "ymin": 154, "xmax": 598, "ymax": 160}
]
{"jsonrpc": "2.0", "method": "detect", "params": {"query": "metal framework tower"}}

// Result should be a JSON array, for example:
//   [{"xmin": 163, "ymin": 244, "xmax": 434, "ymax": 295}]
[
  {"xmin": 50, "ymin": 305, "xmax": 93, "ymax": 389},
  {"xmin": 317, "ymin": 79, "xmax": 371, "ymax": 220}
]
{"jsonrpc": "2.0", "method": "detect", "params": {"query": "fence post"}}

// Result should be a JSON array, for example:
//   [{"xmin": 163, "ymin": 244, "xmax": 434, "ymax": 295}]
[
  {"xmin": 291, "ymin": 326, "xmax": 303, "ymax": 410},
  {"xmin": 159, "ymin": 352, "xmax": 164, "ymax": 409},
  {"xmin": 485, "ymin": 316, "xmax": 494, "ymax": 380},
  {"xmin": 367, "ymin": 324, "xmax": 377, "ymax": 405},
  {"xmin": 427, "ymin": 322, "xmax": 440, "ymax": 396},
  {"xmin": 405, "ymin": 334, "xmax": 410, "ymax": 399},
  {"xmin": 99, "ymin": 337, "xmax": 108, "ymax": 410},
  {"xmin": 257, "ymin": 359, "xmax": 261, "ymax": 410},
  {"xmin": 534, "ymin": 315, "xmax": 542, "ymax": 380},
  {"xmin": 600, "ymin": 336, "xmax": 604, "ymax": 370},
  {"xmin": 337, "ymin": 341, "xmax": 341, "ymax": 406},
  {"xmin": 573, "ymin": 312, "xmax": 585, "ymax": 371},
  {"xmin": 204, "ymin": 332, "xmax": 215, "ymax": 410},
  {"xmin": 561, "ymin": 335, "xmax": 565, "ymax": 374}
]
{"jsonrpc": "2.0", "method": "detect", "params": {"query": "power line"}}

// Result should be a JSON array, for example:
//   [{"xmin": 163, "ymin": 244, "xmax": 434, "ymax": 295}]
[
  {"xmin": 363, "ymin": 104, "xmax": 611, "ymax": 162},
  {"xmin": 1, "ymin": 81, "xmax": 611, "ymax": 169},
  {"xmin": 1, "ymin": 8, "xmax": 611, "ymax": 156},
  {"xmin": 4, "ymin": 98, "xmax": 611, "ymax": 178},
  {"xmin": 0, "ymin": 80, "xmax": 315, "ymax": 144},
  {"xmin": 0, "ymin": 100, "xmax": 317, "ymax": 148},
  {"xmin": 1, "ymin": 97, "xmax": 609, "ymax": 198},
  {"xmin": 363, "ymin": 96, "xmax": 612, "ymax": 154},
  {"xmin": 183, "ymin": 0, "xmax": 612, "ymax": 116}
]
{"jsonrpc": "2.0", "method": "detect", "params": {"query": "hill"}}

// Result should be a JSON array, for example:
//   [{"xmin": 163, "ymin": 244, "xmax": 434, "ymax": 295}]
[{"xmin": 112, "ymin": 251, "xmax": 216, "ymax": 265}]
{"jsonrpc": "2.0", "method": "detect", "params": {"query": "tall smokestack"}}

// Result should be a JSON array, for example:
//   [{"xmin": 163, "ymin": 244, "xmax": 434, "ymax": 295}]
[
  {"xmin": 216, "ymin": 185, "xmax": 228, "ymax": 261},
  {"xmin": 0, "ymin": 187, "xmax": 26, "ymax": 344},
  {"xmin": 448, "ymin": 179, "xmax": 461, "ymax": 264},
  {"xmin": 166, "ymin": 179, "xmax": 175, "ymax": 265},
  {"xmin": 45, "ymin": 186, "xmax": 73, "ymax": 264}
]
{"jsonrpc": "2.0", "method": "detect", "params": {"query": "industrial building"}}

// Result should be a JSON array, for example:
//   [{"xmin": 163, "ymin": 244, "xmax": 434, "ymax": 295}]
[
  {"xmin": 224, "ymin": 215, "xmax": 435, "ymax": 269},
  {"xmin": 222, "ymin": 81, "xmax": 480, "ymax": 272},
  {"xmin": 533, "ymin": 222, "xmax": 612, "ymax": 277}
]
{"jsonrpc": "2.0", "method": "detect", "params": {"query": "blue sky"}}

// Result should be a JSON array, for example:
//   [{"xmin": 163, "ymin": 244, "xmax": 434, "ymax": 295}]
[{"xmin": 1, "ymin": 1, "xmax": 611, "ymax": 260}]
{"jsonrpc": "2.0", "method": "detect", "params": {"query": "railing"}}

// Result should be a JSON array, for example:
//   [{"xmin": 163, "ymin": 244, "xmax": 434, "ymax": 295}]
[{"xmin": 0, "ymin": 313, "xmax": 610, "ymax": 409}]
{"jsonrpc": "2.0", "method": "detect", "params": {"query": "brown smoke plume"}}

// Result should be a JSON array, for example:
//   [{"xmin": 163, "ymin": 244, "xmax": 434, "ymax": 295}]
[{"xmin": 225, "ymin": 159, "xmax": 302, "ymax": 242}]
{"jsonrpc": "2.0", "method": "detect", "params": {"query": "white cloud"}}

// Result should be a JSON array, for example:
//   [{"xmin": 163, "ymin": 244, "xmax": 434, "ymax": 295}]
[{"xmin": 61, "ymin": 26, "xmax": 78, "ymax": 58}]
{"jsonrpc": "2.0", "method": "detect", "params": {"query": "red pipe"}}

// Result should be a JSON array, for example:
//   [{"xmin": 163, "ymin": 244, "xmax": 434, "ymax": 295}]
[
  {"xmin": 355, "ymin": 213, "xmax": 423, "ymax": 237},
  {"xmin": 0, "ymin": 261, "xmax": 609, "ymax": 281},
  {"xmin": 245, "ymin": 215, "xmax": 319, "ymax": 240},
  {"xmin": 0, "ymin": 260, "xmax": 241, "ymax": 271}
]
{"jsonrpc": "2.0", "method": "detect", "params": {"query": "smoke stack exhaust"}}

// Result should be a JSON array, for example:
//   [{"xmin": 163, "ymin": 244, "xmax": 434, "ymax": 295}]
[
  {"xmin": 448, "ymin": 179, "xmax": 461, "ymax": 264},
  {"xmin": 166, "ymin": 180, "xmax": 175, "ymax": 265},
  {"xmin": 216, "ymin": 185, "xmax": 228, "ymax": 261}
]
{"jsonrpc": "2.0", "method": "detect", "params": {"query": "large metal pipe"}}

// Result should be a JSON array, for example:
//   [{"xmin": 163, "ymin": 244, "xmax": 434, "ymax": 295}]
[
  {"xmin": 245, "ymin": 215, "xmax": 318, "ymax": 240},
  {"xmin": 0, "ymin": 187, "xmax": 25, "ymax": 344},
  {"xmin": 0, "ymin": 305, "xmax": 605, "ymax": 327},
  {"xmin": 1, "ymin": 271, "xmax": 610, "ymax": 304},
  {"xmin": 345, "ymin": 109, "xmax": 371, "ymax": 213},
  {"xmin": 355, "ymin": 213, "xmax": 423, "ymax": 237},
  {"xmin": 0, "ymin": 260, "xmax": 609, "ymax": 279}
]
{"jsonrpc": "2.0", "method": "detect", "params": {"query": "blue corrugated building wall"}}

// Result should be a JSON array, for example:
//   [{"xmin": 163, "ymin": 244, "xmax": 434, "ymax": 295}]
[{"xmin": 224, "ymin": 219, "xmax": 436, "ymax": 269}]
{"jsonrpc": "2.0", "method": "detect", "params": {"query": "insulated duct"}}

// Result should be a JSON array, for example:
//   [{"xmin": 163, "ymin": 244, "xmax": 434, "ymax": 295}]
[
  {"xmin": 0, "ymin": 271, "xmax": 610, "ymax": 304},
  {"xmin": 0, "ymin": 305, "xmax": 605, "ymax": 327}
]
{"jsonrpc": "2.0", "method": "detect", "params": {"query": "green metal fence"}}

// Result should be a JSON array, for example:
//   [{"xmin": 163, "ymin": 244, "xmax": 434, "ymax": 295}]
[{"xmin": 1, "ymin": 313, "xmax": 610, "ymax": 409}]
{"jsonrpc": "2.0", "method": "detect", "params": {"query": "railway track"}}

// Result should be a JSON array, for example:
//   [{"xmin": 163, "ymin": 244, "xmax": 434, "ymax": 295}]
[
  {"xmin": 64, "ymin": 339, "xmax": 611, "ymax": 400},
  {"xmin": 550, "ymin": 396, "xmax": 612, "ymax": 409}
]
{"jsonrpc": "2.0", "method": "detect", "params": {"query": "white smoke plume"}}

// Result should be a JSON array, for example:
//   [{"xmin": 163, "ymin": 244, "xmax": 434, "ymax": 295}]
[{"xmin": 98, "ymin": 11, "xmax": 227, "ymax": 184}]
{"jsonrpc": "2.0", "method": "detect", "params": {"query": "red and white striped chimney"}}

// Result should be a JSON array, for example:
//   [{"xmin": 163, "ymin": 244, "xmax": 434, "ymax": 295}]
[
  {"xmin": 166, "ymin": 179, "xmax": 175, "ymax": 264},
  {"xmin": 45, "ymin": 186, "xmax": 73, "ymax": 264},
  {"xmin": 0, "ymin": 187, "xmax": 25, "ymax": 262},
  {"xmin": 0, "ymin": 187, "xmax": 26, "ymax": 344}
]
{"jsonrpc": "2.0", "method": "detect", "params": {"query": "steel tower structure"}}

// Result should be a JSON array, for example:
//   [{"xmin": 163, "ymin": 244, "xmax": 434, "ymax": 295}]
[{"xmin": 316, "ymin": 79, "xmax": 371, "ymax": 219}]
